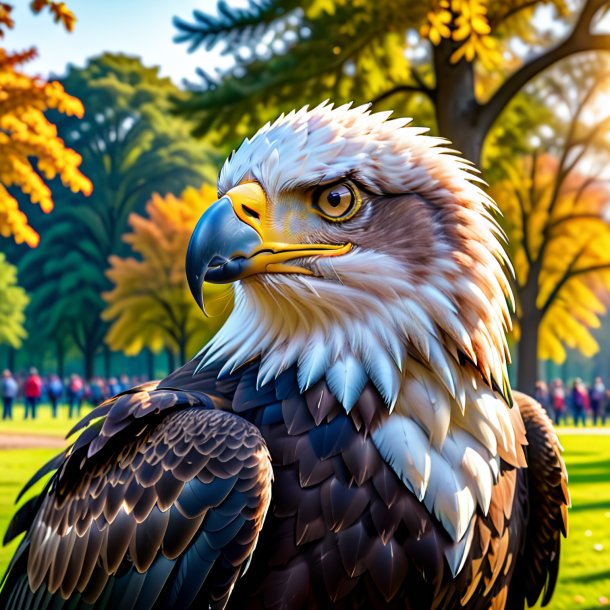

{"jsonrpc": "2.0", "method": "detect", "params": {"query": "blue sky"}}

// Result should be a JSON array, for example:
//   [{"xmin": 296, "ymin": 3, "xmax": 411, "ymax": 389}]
[{"xmin": 4, "ymin": 0, "xmax": 232, "ymax": 83}]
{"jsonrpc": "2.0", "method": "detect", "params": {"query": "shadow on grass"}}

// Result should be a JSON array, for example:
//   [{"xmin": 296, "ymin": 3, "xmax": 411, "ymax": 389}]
[
  {"xmin": 561, "ymin": 569, "xmax": 610, "ymax": 584},
  {"xmin": 568, "ymin": 500, "xmax": 610, "ymax": 512},
  {"xmin": 562, "ymin": 458, "xmax": 610, "ymax": 488}
]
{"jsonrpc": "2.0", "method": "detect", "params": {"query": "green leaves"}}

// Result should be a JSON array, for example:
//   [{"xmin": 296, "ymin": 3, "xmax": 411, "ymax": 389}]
[
  {"xmin": 0, "ymin": 254, "xmax": 28, "ymax": 349},
  {"xmin": 17, "ymin": 53, "xmax": 219, "ymax": 375}
]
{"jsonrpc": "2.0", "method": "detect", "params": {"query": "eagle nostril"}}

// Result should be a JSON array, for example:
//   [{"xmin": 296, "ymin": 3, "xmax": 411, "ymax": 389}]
[{"xmin": 241, "ymin": 204, "xmax": 260, "ymax": 221}]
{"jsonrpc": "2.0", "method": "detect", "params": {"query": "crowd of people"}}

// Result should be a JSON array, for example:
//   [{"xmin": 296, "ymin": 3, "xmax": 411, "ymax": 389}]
[
  {"xmin": 535, "ymin": 377, "xmax": 609, "ymax": 426},
  {"xmin": 0, "ymin": 368, "xmax": 148, "ymax": 420},
  {"xmin": 2, "ymin": 367, "xmax": 608, "ymax": 427}
]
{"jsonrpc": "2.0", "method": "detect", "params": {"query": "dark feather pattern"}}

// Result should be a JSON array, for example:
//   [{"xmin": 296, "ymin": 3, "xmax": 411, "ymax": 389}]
[{"xmin": 0, "ymin": 379, "xmax": 272, "ymax": 610}]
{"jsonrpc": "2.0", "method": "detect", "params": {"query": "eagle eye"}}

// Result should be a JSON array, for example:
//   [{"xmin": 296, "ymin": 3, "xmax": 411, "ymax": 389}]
[{"xmin": 312, "ymin": 180, "xmax": 361, "ymax": 221}]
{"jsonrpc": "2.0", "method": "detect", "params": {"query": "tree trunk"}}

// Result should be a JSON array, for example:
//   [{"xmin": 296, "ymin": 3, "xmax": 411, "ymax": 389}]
[
  {"xmin": 7, "ymin": 347, "xmax": 15, "ymax": 372},
  {"xmin": 146, "ymin": 349, "xmax": 155, "ymax": 380},
  {"xmin": 166, "ymin": 348, "xmax": 176, "ymax": 373},
  {"xmin": 516, "ymin": 264, "xmax": 543, "ymax": 394},
  {"xmin": 84, "ymin": 347, "xmax": 95, "ymax": 380},
  {"xmin": 516, "ymin": 311, "xmax": 541, "ymax": 395},
  {"xmin": 179, "ymin": 338, "xmax": 187, "ymax": 367},
  {"xmin": 104, "ymin": 345, "xmax": 112, "ymax": 378},
  {"xmin": 433, "ymin": 41, "xmax": 484, "ymax": 165},
  {"xmin": 56, "ymin": 340, "xmax": 65, "ymax": 379}
]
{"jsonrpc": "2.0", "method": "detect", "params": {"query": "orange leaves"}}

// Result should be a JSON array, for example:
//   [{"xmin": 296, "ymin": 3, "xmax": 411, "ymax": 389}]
[
  {"xmin": 0, "ymin": 1, "xmax": 85, "ymax": 246},
  {"xmin": 0, "ymin": 4, "xmax": 14, "ymax": 36},
  {"xmin": 103, "ymin": 185, "xmax": 230, "ymax": 358},
  {"xmin": 30, "ymin": 1, "xmax": 76, "ymax": 32},
  {"xmin": 0, "ymin": 50, "xmax": 91, "ymax": 246},
  {"xmin": 1, "ymin": 2, "xmax": 76, "ymax": 37}
]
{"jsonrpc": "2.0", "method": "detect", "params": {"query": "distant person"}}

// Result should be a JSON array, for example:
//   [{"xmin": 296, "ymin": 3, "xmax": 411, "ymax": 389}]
[
  {"xmin": 571, "ymin": 378, "xmax": 588, "ymax": 427},
  {"xmin": 550, "ymin": 378, "xmax": 567, "ymax": 425},
  {"xmin": 1, "ymin": 369, "xmax": 18, "ymax": 420},
  {"xmin": 107, "ymin": 376, "xmax": 121, "ymax": 396},
  {"xmin": 24, "ymin": 367, "xmax": 42, "ymax": 420},
  {"xmin": 88, "ymin": 377, "xmax": 105, "ymax": 405},
  {"xmin": 589, "ymin": 376, "xmax": 606, "ymax": 426},
  {"xmin": 534, "ymin": 380, "xmax": 551, "ymax": 418},
  {"xmin": 67, "ymin": 374, "xmax": 84, "ymax": 418},
  {"xmin": 119, "ymin": 373, "xmax": 130, "ymax": 393},
  {"xmin": 47, "ymin": 374, "xmax": 63, "ymax": 418}
]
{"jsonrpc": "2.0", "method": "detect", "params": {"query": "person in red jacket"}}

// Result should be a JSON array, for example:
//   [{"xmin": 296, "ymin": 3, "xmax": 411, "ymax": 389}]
[{"xmin": 24, "ymin": 367, "xmax": 42, "ymax": 420}]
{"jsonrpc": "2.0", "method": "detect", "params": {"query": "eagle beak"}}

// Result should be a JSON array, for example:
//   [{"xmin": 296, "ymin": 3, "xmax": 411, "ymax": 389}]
[{"xmin": 186, "ymin": 182, "xmax": 351, "ymax": 310}]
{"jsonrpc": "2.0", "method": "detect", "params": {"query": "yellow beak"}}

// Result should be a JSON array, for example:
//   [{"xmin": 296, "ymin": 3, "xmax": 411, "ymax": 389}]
[{"xmin": 186, "ymin": 182, "xmax": 351, "ymax": 307}]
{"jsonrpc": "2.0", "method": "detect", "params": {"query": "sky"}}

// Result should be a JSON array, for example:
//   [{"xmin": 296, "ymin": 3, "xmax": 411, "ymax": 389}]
[{"xmin": 3, "ymin": 0, "xmax": 233, "ymax": 84}]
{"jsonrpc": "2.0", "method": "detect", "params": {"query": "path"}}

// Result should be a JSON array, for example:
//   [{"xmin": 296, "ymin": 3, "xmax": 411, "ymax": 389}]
[{"xmin": 0, "ymin": 433, "xmax": 67, "ymax": 449}]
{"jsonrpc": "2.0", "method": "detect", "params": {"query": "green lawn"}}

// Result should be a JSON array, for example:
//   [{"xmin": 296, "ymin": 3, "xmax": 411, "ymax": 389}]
[
  {"xmin": 541, "ymin": 432, "xmax": 610, "ymax": 610},
  {"xmin": 0, "ymin": 430, "xmax": 608, "ymax": 608},
  {"xmin": 0, "ymin": 402, "xmax": 91, "ymax": 437}
]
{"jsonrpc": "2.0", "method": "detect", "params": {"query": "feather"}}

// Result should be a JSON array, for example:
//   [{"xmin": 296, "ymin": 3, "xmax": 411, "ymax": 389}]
[
  {"xmin": 297, "ymin": 335, "xmax": 330, "ymax": 392},
  {"xmin": 372, "ymin": 415, "xmax": 431, "ymax": 501},
  {"xmin": 325, "ymin": 353, "xmax": 368, "ymax": 413}
]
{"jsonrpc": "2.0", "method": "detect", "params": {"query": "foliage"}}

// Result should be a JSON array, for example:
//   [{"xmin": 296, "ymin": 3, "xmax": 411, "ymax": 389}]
[
  {"xmin": 18, "ymin": 54, "xmax": 218, "ymax": 377},
  {"xmin": 172, "ymin": 0, "xmax": 607, "ymax": 163},
  {"xmin": 496, "ymin": 153, "xmax": 610, "ymax": 363},
  {"xmin": 103, "ymin": 185, "xmax": 231, "ymax": 364},
  {"xmin": 0, "ymin": 2, "xmax": 76, "ymax": 36},
  {"xmin": 491, "ymin": 63, "xmax": 610, "ymax": 383},
  {"xmin": 0, "ymin": 2, "xmax": 90, "ymax": 247},
  {"xmin": 0, "ymin": 253, "xmax": 28, "ymax": 349}
]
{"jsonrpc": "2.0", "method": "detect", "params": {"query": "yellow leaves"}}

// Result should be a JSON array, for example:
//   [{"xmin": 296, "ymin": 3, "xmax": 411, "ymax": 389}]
[
  {"xmin": 420, "ymin": 0, "xmax": 500, "ymax": 67},
  {"xmin": 493, "ymin": 152, "xmax": 610, "ymax": 363},
  {"xmin": 306, "ymin": 0, "xmax": 337, "ymax": 18},
  {"xmin": 0, "ymin": 50, "xmax": 91, "ymax": 246},
  {"xmin": 539, "ymin": 299, "xmax": 601, "ymax": 363},
  {"xmin": 103, "ymin": 184, "xmax": 231, "ymax": 359},
  {"xmin": 421, "ymin": 2, "xmax": 452, "ymax": 45}
]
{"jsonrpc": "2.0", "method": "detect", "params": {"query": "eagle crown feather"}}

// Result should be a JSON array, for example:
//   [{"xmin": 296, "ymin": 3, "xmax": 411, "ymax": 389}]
[{"xmin": 196, "ymin": 101, "xmax": 526, "ymax": 575}]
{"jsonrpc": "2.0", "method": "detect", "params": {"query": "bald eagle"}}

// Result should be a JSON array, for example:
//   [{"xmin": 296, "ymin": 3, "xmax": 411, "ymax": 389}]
[{"xmin": 1, "ymin": 104, "xmax": 568, "ymax": 610}]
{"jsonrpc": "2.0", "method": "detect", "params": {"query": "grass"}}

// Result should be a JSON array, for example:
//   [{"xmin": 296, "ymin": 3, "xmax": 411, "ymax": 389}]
[
  {"xmin": 0, "ymin": 448, "xmax": 57, "ymax": 572},
  {"xmin": 539, "ymin": 431, "xmax": 610, "ymax": 610},
  {"xmin": 0, "ymin": 402, "xmax": 91, "ymax": 437},
  {"xmin": 0, "ymin": 428, "xmax": 607, "ymax": 608}
]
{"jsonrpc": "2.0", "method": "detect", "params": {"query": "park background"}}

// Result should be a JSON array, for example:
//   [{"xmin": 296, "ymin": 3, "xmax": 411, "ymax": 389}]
[{"xmin": 0, "ymin": 0, "xmax": 610, "ymax": 608}]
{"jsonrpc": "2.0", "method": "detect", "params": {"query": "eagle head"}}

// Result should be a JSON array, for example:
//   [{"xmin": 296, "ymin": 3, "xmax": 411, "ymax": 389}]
[
  {"xmin": 187, "ymin": 103, "xmax": 526, "ymax": 569},
  {"xmin": 187, "ymin": 102, "xmax": 513, "ymax": 408}
]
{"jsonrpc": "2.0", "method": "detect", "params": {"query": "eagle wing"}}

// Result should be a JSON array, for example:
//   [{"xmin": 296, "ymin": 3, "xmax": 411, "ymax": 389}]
[
  {"xmin": 506, "ymin": 391, "xmax": 570, "ymax": 609},
  {"xmin": 0, "ymin": 381, "xmax": 272, "ymax": 610}
]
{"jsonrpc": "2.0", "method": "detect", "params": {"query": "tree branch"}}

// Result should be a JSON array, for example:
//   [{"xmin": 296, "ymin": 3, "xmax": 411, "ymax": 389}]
[
  {"xmin": 370, "ymin": 82, "xmax": 435, "ymax": 106},
  {"xmin": 480, "ymin": 0, "xmax": 610, "ymax": 136},
  {"xmin": 548, "ymin": 212, "xmax": 607, "ymax": 232},
  {"xmin": 540, "ymin": 241, "xmax": 610, "ymax": 316},
  {"xmin": 489, "ymin": 0, "xmax": 544, "ymax": 27}
]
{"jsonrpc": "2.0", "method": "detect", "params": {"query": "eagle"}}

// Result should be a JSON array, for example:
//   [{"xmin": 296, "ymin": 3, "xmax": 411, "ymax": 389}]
[{"xmin": 1, "ymin": 103, "xmax": 568, "ymax": 610}]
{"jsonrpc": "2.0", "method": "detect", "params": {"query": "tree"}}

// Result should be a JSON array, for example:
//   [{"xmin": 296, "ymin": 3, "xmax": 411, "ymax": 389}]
[
  {"xmin": 0, "ymin": 2, "xmax": 90, "ymax": 246},
  {"xmin": 18, "ymin": 54, "xmax": 219, "ymax": 378},
  {"xmin": 174, "ymin": 0, "xmax": 610, "ymax": 164},
  {"xmin": 103, "ymin": 185, "xmax": 231, "ymax": 368},
  {"xmin": 0, "ymin": 253, "xmax": 28, "ymax": 349},
  {"xmin": 492, "ymin": 66, "xmax": 610, "ymax": 391}
]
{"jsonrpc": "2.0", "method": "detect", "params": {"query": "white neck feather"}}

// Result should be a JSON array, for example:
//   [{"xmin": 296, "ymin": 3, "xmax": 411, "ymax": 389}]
[{"xmin": 196, "ymin": 248, "xmax": 526, "ymax": 575}]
